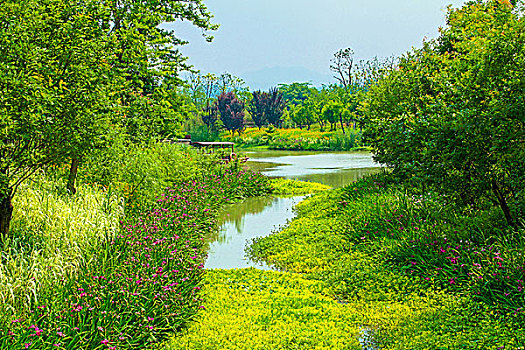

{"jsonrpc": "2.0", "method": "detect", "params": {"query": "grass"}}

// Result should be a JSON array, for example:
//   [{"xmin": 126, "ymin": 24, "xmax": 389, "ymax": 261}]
[
  {"xmin": 248, "ymin": 175, "xmax": 525, "ymax": 349},
  {"xmin": 1, "ymin": 175, "xmax": 124, "ymax": 320}
]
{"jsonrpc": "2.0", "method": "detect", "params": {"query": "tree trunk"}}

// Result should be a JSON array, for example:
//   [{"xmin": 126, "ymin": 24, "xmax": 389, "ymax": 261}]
[
  {"xmin": 67, "ymin": 158, "xmax": 80, "ymax": 195},
  {"xmin": 0, "ymin": 193, "xmax": 13, "ymax": 238},
  {"xmin": 339, "ymin": 114, "xmax": 346, "ymax": 135},
  {"xmin": 492, "ymin": 180, "xmax": 514, "ymax": 227}
]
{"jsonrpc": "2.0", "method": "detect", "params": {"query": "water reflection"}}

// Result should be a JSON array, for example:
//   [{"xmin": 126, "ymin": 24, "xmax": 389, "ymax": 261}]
[
  {"xmin": 204, "ymin": 196, "xmax": 305, "ymax": 270},
  {"xmin": 296, "ymin": 167, "xmax": 380, "ymax": 188},
  {"xmin": 205, "ymin": 150, "xmax": 381, "ymax": 270}
]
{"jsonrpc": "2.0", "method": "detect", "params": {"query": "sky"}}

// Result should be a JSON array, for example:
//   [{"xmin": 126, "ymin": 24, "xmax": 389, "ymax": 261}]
[{"xmin": 167, "ymin": 0, "xmax": 466, "ymax": 89}]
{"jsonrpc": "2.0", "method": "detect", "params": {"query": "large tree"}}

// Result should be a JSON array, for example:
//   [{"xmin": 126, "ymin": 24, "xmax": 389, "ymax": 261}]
[
  {"xmin": 0, "ymin": 0, "xmax": 217, "ymax": 236},
  {"xmin": 362, "ymin": 0, "xmax": 525, "ymax": 226},
  {"xmin": 0, "ymin": 0, "xmax": 116, "ymax": 236}
]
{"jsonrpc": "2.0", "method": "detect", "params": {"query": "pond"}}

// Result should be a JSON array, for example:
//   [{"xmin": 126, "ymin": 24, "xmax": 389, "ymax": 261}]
[{"xmin": 204, "ymin": 150, "xmax": 380, "ymax": 270}]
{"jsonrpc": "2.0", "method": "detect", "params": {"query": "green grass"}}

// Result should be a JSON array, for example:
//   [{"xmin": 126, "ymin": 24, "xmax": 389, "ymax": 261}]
[
  {"xmin": 248, "ymin": 175, "xmax": 525, "ymax": 349},
  {"xmin": 270, "ymin": 178, "xmax": 331, "ymax": 196}
]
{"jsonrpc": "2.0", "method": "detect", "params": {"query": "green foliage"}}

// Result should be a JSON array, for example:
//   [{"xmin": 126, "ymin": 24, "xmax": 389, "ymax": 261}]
[
  {"xmin": 361, "ymin": 0, "xmax": 525, "ymax": 226},
  {"xmin": 248, "ymin": 175, "xmax": 525, "ymax": 348},
  {"xmin": 80, "ymin": 143, "xmax": 226, "ymax": 212},
  {"xmin": 270, "ymin": 179, "xmax": 331, "ymax": 195},
  {"xmin": 181, "ymin": 72, "xmax": 250, "ymax": 133},
  {"xmin": 0, "ymin": 0, "xmax": 115, "ymax": 213},
  {"xmin": 0, "ymin": 0, "xmax": 218, "ymax": 235}
]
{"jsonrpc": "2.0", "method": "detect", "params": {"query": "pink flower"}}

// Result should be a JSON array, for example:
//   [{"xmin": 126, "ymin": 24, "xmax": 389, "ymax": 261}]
[{"xmin": 101, "ymin": 339, "xmax": 109, "ymax": 345}]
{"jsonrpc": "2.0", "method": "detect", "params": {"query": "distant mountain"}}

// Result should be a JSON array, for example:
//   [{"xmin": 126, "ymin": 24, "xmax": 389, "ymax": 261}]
[{"xmin": 240, "ymin": 66, "xmax": 333, "ymax": 91}]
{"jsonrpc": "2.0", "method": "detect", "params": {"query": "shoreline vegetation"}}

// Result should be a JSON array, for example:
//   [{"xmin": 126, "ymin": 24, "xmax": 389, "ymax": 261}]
[
  {"xmin": 190, "ymin": 126, "xmax": 369, "ymax": 152},
  {"xmin": 167, "ymin": 174, "xmax": 524, "ymax": 350},
  {"xmin": 1, "ymin": 144, "xmax": 272, "ymax": 349},
  {"xmin": 2, "ymin": 143, "xmax": 523, "ymax": 349}
]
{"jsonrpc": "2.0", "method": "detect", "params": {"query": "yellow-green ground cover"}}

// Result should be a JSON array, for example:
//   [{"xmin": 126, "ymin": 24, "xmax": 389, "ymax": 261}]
[
  {"xmin": 166, "ymin": 176, "xmax": 524, "ymax": 350},
  {"xmin": 249, "ymin": 179, "xmax": 525, "ymax": 349},
  {"xmin": 270, "ymin": 178, "xmax": 331, "ymax": 196},
  {"xmin": 220, "ymin": 126, "xmax": 365, "ymax": 151},
  {"xmin": 164, "ymin": 269, "xmax": 362, "ymax": 350}
]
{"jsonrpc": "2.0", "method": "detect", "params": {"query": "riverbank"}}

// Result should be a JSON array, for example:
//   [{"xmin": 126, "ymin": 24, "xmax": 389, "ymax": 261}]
[
  {"xmin": 166, "ymin": 174, "xmax": 524, "ymax": 349},
  {"xmin": 192, "ymin": 126, "xmax": 369, "ymax": 152},
  {"xmin": 249, "ymin": 175, "xmax": 525, "ymax": 349},
  {"xmin": 1, "ymin": 144, "xmax": 272, "ymax": 349}
]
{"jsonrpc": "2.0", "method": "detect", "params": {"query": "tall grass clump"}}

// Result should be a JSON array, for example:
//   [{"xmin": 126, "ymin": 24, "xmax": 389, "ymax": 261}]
[{"xmin": 0, "ymin": 175, "xmax": 124, "ymax": 322}]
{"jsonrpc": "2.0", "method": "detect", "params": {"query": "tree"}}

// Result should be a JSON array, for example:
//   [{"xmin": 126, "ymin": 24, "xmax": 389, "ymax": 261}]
[
  {"xmin": 278, "ymin": 82, "xmax": 317, "ymax": 106},
  {"xmin": 0, "ymin": 0, "xmax": 117, "ymax": 235},
  {"xmin": 266, "ymin": 88, "xmax": 286, "ymax": 127},
  {"xmin": 361, "ymin": 0, "xmax": 525, "ymax": 227},
  {"xmin": 217, "ymin": 92, "xmax": 245, "ymax": 135},
  {"xmin": 0, "ymin": 0, "xmax": 218, "ymax": 236},
  {"xmin": 321, "ymin": 101, "xmax": 343, "ymax": 131},
  {"xmin": 290, "ymin": 98, "xmax": 318, "ymax": 130},
  {"xmin": 248, "ymin": 91, "xmax": 269, "ymax": 129},
  {"xmin": 248, "ymin": 88, "xmax": 286, "ymax": 129},
  {"xmin": 330, "ymin": 48, "xmax": 354, "ymax": 88}
]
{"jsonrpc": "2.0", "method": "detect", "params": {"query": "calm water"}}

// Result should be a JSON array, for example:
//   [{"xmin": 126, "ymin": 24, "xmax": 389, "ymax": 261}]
[
  {"xmin": 204, "ymin": 150, "xmax": 380, "ymax": 270},
  {"xmin": 245, "ymin": 150, "xmax": 380, "ymax": 188},
  {"xmin": 204, "ymin": 196, "xmax": 305, "ymax": 269}
]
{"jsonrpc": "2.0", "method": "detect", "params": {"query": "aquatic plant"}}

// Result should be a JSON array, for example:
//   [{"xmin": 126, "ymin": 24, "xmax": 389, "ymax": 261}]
[{"xmin": 270, "ymin": 179, "xmax": 331, "ymax": 195}]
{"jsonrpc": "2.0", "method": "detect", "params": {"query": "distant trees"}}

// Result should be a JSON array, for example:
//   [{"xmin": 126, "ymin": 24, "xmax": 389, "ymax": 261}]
[
  {"xmin": 330, "ymin": 48, "xmax": 355, "ymax": 88},
  {"xmin": 248, "ymin": 88, "xmax": 285, "ymax": 129},
  {"xmin": 183, "ymin": 72, "xmax": 249, "ymax": 131},
  {"xmin": 217, "ymin": 92, "xmax": 245, "ymax": 135},
  {"xmin": 248, "ymin": 91, "xmax": 269, "ymax": 129}
]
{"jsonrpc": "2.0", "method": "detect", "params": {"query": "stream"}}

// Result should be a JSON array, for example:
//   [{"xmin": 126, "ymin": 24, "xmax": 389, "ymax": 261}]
[
  {"xmin": 204, "ymin": 150, "xmax": 380, "ymax": 349},
  {"xmin": 204, "ymin": 150, "xmax": 380, "ymax": 269}
]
